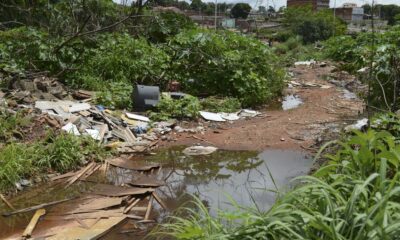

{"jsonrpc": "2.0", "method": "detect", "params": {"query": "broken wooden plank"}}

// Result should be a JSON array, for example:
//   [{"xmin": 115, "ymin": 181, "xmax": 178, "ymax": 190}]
[
  {"xmin": 50, "ymin": 171, "xmax": 76, "ymax": 181},
  {"xmin": 46, "ymin": 217, "xmax": 127, "ymax": 240},
  {"xmin": 81, "ymin": 163, "xmax": 101, "ymax": 181},
  {"xmin": 152, "ymin": 192, "xmax": 167, "ymax": 210},
  {"xmin": 123, "ymin": 198, "xmax": 141, "ymax": 214},
  {"xmin": 46, "ymin": 209, "xmax": 124, "ymax": 220},
  {"xmin": 2, "ymin": 198, "xmax": 73, "ymax": 217},
  {"xmin": 69, "ymin": 197, "xmax": 123, "ymax": 214},
  {"xmin": 97, "ymin": 124, "xmax": 108, "ymax": 143},
  {"xmin": 129, "ymin": 175, "xmax": 165, "ymax": 187},
  {"xmin": 107, "ymin": 157, "xmax": 160, "ymax": 171},
  {"xmin": 65, "ymin": 162, "xmax": 95, "ymax": 188},
  {"xmin": 125, "ymin": 127, "xmax": 136, "ymax": 143},
  {"xmin": 144, "ymin": 196, "xmax": 153, "ymax": 221},
  {"xmin": 92, "ymin": 184, "xmax": 154, "ymax": 197},
  {"xmin": 22, "ymin": 208, "xmax": 46, "ymax": 239},
  {"xmin": 0, "ymin": 193, "xmax": 15, "ymax": 210}
]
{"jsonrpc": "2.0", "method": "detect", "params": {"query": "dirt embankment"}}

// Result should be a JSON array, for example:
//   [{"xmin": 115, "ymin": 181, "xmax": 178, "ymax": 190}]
[{"xmin": 160, "ymin": 63, "xmax": 365, "ymax": 151}]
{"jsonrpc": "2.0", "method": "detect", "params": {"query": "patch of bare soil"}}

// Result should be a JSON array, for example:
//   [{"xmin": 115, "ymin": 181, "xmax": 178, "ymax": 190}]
[{"xmin": 160, "ymin": 63, "xmax": 365, "ymax": 151}]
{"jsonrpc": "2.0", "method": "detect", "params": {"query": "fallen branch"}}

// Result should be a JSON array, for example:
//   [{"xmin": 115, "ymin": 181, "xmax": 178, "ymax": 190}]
[
  {"xmin": 2, "ymin": 198, "xmax": 73, "ymax": 217},
  {"xmin": 0, "ymin": 194, "xmax": 15, "ymax": 210}
]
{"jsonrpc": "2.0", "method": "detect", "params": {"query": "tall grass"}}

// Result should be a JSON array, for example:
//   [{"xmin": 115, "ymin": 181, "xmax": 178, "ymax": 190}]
[
  {"xmin": 0, "ymin": 131, "xmax": 109, "ymax": 192},
  {"xmin": 157, "ymin": 127, "xmax": 400, "ymax": 239}
]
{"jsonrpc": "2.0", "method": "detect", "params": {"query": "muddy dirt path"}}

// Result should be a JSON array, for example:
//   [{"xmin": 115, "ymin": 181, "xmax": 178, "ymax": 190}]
[{"xmin": 161, "ymin": 64, "xmax": 364, "ymax": 151}]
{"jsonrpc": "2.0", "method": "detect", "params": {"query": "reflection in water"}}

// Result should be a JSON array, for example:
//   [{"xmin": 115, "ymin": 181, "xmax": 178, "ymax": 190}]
[
  {"xmin": 282, "ymin": 95, "xmax": 303, "ymax": 110},
  {"xmin": 143, "ymin": 147, "xmax": 312, "ymax": 213},
  {"xmin": 0, "ymin": 147, "xmax": 312, "ymax": 239}
]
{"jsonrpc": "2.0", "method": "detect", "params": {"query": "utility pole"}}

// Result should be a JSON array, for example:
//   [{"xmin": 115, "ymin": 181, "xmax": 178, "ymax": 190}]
[
  {"xmin": 214, "ymin": 0, "xmax": 218, "ymax": 30},
  {"xmin": 333, "ymin": 0, "xmax": 337, "ymax": 36}
]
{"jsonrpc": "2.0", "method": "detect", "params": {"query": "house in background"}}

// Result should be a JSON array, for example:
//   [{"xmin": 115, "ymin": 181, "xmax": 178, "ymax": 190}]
[
  {"xmin": 335, "ymin": 3, "xmax": 364, "ymax": 22},
  {"xmin": 287, "ymin": 0, "xmax": 330, "ymax": 11}
]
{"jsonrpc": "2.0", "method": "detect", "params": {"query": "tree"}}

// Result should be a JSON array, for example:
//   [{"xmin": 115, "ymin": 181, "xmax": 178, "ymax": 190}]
[
  {"xmin": 284, "ymin": 6, "xmax": 346, "ymax": 43},
  {"xmin": 268, "ymin": 6, "xmax": 276, "ymax": 13},
  {"xmin": 230, "ymin": 3, "xmax": 251, "ymax": 19},
  {"xmin": 190, "ymin": 0, "xmax": 203, "ymax": 11}
]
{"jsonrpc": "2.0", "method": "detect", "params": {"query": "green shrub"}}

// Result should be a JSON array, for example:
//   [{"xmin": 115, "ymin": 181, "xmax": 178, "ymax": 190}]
[
  {"xmin": 95, "ymin": 82, "xmax": 133, "ymax": 109},
  {"xmin": 284, "ymin": 6, "xmax": 346, "ymax": 43},
  {"xmin": 168, "ymin": 29, "xmax": 286, "ymax": 107},
  {"xmin": 67, "ymin": 34, "xmax": 170, "ymax": 90},
  {"xmin": 149, "ymin": 94, "xmax": 201, "ymax": 121}
]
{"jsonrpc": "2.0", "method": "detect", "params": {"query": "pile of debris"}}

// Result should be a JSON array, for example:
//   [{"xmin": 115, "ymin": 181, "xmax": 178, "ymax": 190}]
[{"xmin": 2, "ymin": 158, "xmax": 166, "ymax": 239}]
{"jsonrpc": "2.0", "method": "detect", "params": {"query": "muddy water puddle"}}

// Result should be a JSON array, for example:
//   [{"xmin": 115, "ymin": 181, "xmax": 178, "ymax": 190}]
[
  {"xmin": 268, "ymin": 94, "xmax": 303, "ymax": 110},
  {"xmin": 0, "ymin": 147, "xmax": 312, "ymax": 239}
]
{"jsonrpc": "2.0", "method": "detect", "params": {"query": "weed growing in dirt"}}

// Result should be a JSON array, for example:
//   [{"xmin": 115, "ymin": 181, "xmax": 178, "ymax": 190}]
[
  {"xmin": 0, "ymin": 131, "xmax": 109, "ymax": 192},
  {"xmin": 95, "ymin": 82, "xmax": 133, "ymax": 109},
  {"xmin": 0, "ymin": 110, "xmax": 32, "ymax": 142}
]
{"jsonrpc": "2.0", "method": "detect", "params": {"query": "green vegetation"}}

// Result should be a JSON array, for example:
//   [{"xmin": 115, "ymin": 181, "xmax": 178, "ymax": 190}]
[
  {"xmin": 0, "ymin": 110, "xmax": 32, "ymax": 142},
  {"xmin": 200, "ymin": 97, "xmax": 241, "ymax": 113},
  {"xmin": 0, "ymin": 131, "xmax": 108, "ymax": 192},
  {"xmin": 284, "ymin": 6, "xmax": 346, "ymax": 43},
  {"xmin": 149, "ymin": 94, "xmax": 201, "ymax": 121},
  {"xmin": 324, "ymin": 26, "xmax": 400, "ymax": 111},
  {"xmin": 158, "ymin": 118, "xmax": 400, "ymax": 239},
  {"xmin": 168, "ymin": 29, "xmax": 285, "ymax": 106},
  {"xmin": 230, "ymin": 3, "xmax": 252, "ymax": 19}
]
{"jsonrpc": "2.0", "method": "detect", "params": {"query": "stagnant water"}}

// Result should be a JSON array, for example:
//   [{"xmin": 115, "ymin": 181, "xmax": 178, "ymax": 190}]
[
  {"xmin": 268, "ymin": 94, "xmax": 303, "ymax": 111},
  {"xmin": 0, "ymin": 147, "xmax": 312, "ymax": 239}
]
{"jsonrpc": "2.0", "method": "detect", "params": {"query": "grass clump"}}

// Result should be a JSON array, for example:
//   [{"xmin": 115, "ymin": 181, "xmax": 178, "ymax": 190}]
[
  {"xmin": 94, "ymin": 82, "xmax": 133, "ymax": 109},
  {"xmin": 0, "ymin": 110, "xmax": 32, "ymax": 142},
  {"xmin": 0, "ymin": 132, "xmax": 109, "ymax": 192}
]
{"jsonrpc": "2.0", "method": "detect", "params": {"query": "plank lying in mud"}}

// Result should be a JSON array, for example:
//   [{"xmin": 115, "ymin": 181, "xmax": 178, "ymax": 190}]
[
  {"xmin": 92, "ymin": 183, "xmax": 154, "ymax": 197},
  {"xmin": 2, "ymin": 198, "xmax": 74, "ymax": 217},
  {"xmin": 107, "ymin": 157, "xmax": 160, "ymax": 171},
  {"xmin": 46, "ymin": 216, "xmax": 127, "ymax": 240},
  {"xmin": 129, "ymin": 175, "xmax": 165, "ymax": 187}
]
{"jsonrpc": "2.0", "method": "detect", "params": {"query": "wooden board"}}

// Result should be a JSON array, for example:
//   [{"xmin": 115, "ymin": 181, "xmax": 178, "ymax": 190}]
[
  {"xmin": 46, "ymin": 216, "xmax": 126, "ymax": 240},
  {"xmin": 92, "ymin": 184, "xmax": 154, "ymax": 197},
  {"xmin": 129, "ymin": 175, "xmax": 165, "ymax": 187},
  {"xmin": 107, "ymin": 158, "xmax": 160, "ymax": 171}
]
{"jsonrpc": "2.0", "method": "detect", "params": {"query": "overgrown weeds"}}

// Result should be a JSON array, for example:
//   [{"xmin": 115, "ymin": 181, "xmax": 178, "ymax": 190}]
[{"xmin": 0, "ymin": 131, "xmax": 109, "ymax": 193}]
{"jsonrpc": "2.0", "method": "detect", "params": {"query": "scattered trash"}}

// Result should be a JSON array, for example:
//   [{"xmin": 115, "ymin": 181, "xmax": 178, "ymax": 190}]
[
  {"xmin": 182, "ymin": 146, "xmax": 218, "ymax": 155},
  {"xmin": 62, "ymin": 122, "xmax": 81, "ymax": 136},
  {"xmin": 199, "ymin": 111, "xmax": 226, "ymax": 122},
  {"xmin": 282, "ymin": 95, "xmax": 303, "ymax": 110},
  {"xmin": 239, "ymin": 109, "xmax": 261, "ymax": 118},
  {"xmin": 126, "ymin": 112, "xmax": 150, "ymax": 122},
  {"xmin": 133, "ymin": 85, "xmax": 160, "ymax": 111},
  {"xmin": 294, "ymin": 60, "xmax": 316, "ymax": 66},
  {"xmin": 345, "ymin": 118, "xmax": 368, "ymax": 132}
]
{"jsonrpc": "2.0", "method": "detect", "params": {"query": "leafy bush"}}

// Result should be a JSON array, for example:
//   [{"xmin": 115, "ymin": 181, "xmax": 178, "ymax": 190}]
[
  {"xmin": 168, "ymin": 29, "xmax": 286, "ymax": 107},
  {"xmin": 324, "ymin": 26, "xmax": 400, "ymax": 110},
  {"xmin": 95, "ymin": 82, "xmax": 133, "ymax": 109},
  {"xmin": 284, "ymin": 6, "xmax": 346, "ymax": 43},
  {"xmin": 149, "ymin": 95, "xmax": 201, "ymax": 121},
  {"xmin": 200, "ymin": 97, "xmax": 241, "ymax": 113},
  {"xmin": 142, "ymin": 11, "xmax": 195, "ymax": 43},
  {"xmin": 67, "ymin": 34, "xmax": 170, "ymax": 90}
]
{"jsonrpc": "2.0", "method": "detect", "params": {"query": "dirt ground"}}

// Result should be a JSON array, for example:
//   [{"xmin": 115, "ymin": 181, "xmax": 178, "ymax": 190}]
[{"xmin": 160, "ymin": 63, "xmax": 365, "ymax": 151}]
